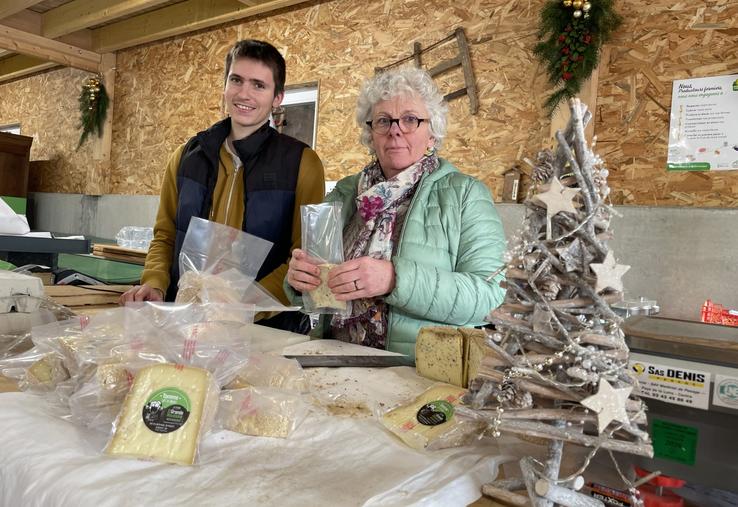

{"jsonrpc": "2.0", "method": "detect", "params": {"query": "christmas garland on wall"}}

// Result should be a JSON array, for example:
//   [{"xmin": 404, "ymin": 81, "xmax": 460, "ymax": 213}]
[
  {"xmin": 534, "ymin": 0, "xmax": 622, "ymax": 115},
  {"xmin": 77, "ymin": 75, "xmax": 109, "ymax": 149}
]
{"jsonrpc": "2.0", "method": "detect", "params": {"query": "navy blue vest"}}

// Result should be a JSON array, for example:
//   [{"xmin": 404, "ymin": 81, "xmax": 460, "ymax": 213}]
[{"xmin": 166, "ymin": 119, "xmax": 306, "ymax": 301}]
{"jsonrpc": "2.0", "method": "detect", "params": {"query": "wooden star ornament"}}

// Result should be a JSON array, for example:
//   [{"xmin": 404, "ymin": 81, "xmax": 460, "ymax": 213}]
[
  {"xmin": 531, "ymin": 177, "xmax": 580, "ymax": 219},
  {"xmin": 590, "ymin": 251, "xmax": 630, "ymax": 293},
  {"xmin": 581, "ymin": 378, "xmax": 633, "ymax": 433}
]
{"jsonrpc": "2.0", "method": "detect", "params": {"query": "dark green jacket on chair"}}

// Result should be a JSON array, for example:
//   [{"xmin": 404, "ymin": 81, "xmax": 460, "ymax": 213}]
[{"xmin": 285, "ymin": 158, "xmax": 507, "ymax": 358}]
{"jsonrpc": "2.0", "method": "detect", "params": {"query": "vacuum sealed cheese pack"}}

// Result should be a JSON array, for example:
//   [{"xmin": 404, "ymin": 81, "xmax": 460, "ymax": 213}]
[
  {"xmin": 105, "ymin": 363, "xmax": 219, "ymax": 465},
  {"xmin": 0, "ymin": 345, "xmax": 70, "ymax": 392},
  {"xmin": 300, "ymin": 203, "xmax": 350, "ymax": 316},
  {"xmin": 380, "ymin": 383, "xmax": 484, "ymax": 451},
  {"xmin": 225, "ymin": 352, "xmax": 308, "ymax": 393},
  {"xmin": 217, "ymin": 386, "xmax": 308, "ymax": 439}
]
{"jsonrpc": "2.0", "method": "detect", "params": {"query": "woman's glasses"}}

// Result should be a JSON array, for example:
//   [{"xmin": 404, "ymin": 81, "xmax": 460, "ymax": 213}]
[{"xmin": 366, "ymin": 115, "xmax": 427, "ymax": 135}]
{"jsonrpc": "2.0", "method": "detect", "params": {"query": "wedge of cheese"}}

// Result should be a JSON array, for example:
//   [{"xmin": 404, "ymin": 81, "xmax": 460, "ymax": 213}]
[
  {"xmin": 415, "ymin": 327, "xmax": 465, "ymax": 387},
  {"xmin": 26, "ymin": 354, "xmax": 69, "ymax": 388},
  {"xmin": 105, "ymin": 363, "xmax": 217, "ymax": 465},
  {"xmin": 381, "ymin": 383, "xmax": 468, "ymax": 450},
  {"xmin": 459, "ymin": 327, "xmax": 487, "ymax": 387},
  {"xmin": 308, "ymin": 264, "xmax": 346, "ymax": 310}
]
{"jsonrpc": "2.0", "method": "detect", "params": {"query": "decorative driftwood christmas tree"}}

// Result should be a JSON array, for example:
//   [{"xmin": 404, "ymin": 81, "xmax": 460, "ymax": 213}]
[{"xmin": 465, "ymin": 99, "xmax": 653, "ymax": 507}]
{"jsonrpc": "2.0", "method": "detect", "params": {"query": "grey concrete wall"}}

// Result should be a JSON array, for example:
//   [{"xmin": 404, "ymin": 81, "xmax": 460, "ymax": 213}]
[
  {"xmin": 29, "ymin": 193, "xmax": 738, "ymax": 322},
  {"xmin": 496, "ymin": 203, "xmax": 738, "ymax": 322},
  {"xmin": 29, "ymin": 192, "xmax": 159, "ymax": 239}
]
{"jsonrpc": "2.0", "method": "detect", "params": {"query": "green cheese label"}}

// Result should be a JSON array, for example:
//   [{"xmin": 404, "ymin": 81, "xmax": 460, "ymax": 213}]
[
  {"xmin": 142, "ymin": 387, "xmax": 191, "ymax": 434},
  {"xmin": 416, "ymin": 400, "xmax": 454, "ymax": 426},
  {"xmin": 651, "ymin": 418, "xmax": 698, "ymax": 466}
]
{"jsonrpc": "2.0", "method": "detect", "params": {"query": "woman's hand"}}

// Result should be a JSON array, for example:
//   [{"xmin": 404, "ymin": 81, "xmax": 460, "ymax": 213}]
[
  {"xmin": 286, "ymin": 248, "xmax": 322, "ymax": 292},
  {"xmin": 328, "ymin": 256, "xmax": 395, "ymax": 301},
  {"xmin": 119, "ymin": 284, "xmax": 164, "ymax": 304}
]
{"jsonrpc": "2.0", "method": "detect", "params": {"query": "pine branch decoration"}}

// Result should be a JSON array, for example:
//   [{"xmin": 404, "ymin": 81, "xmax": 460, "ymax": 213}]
[
  {"xmin": 534, "ymin": 0, "xmax": 622, "ymax": 115},
  {"xmin": 77, "ymin": 75, "xmax": 109, "ymax": 149}
]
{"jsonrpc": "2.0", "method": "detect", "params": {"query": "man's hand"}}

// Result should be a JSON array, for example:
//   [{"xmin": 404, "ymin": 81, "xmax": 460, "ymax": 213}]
[{"xmin": 119, "ymin": 283, "xmax": 164, "ymax": 304}]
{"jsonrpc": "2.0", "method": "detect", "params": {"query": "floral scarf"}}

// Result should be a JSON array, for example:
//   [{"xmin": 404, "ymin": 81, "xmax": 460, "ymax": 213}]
[{"xmin": 331, "ymin": 153, "xmax": 439, "ymax": 348}]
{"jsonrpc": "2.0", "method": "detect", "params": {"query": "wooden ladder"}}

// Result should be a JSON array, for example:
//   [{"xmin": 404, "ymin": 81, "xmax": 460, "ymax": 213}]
[{"xmin": 375, "ymin": 27, "xmax": 479, "ymax": 115}]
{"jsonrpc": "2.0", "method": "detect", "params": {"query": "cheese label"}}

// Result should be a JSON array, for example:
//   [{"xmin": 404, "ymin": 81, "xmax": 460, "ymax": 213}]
[
  {"xmin": 416, "ymin": 400, "xmax": 454, "ymax": 426},
  {"xmin": 143, "ymin": 388, "xmax": 191, "ymax": 433}
]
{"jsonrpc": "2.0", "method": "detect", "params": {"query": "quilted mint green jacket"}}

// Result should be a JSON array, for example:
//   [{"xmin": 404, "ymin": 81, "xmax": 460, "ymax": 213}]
[{"xmin": 285, "ymin": 158, "xmax": 506, "ymax": 358}]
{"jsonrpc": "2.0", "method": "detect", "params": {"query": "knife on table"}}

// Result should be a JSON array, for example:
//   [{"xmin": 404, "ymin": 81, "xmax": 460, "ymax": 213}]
[{"xmin": 284, "ymin": 354, "xmax": 415, "ymax": 368}]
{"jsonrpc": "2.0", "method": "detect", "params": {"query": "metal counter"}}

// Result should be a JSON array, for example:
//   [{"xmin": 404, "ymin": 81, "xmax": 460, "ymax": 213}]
[{"xmin": 624, "ymin": 316, "xmax": 738, "ymax": 494}]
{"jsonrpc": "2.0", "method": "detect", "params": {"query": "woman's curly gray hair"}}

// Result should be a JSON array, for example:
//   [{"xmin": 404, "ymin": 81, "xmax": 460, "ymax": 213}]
[{"xmin": 356, "ymin": 67, "xmax": 448, "ymax": 153}]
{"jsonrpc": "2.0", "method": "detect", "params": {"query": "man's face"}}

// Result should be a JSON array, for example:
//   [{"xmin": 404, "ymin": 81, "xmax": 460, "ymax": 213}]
[{"xmin": 224, "ymin": 57, "xmax": 283, "ymax": 138}]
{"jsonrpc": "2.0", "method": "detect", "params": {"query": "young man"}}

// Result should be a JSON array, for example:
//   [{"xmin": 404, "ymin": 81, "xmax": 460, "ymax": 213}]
[{"xmin": 121, "ymin": 40, "xmax": 325, "ymax": 333}]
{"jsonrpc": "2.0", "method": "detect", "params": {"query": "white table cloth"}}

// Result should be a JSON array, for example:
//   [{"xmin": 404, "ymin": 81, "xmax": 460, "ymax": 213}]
[{"xmin": 0, "ymin": 346, "xmax": 506, "ymax": 507}]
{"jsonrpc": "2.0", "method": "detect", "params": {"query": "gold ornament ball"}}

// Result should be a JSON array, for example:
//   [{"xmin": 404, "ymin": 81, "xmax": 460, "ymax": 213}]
[
  {"xmin": 583, "ymin": 1, "xmax": 591, "ymax": 11},
  {"xmin": 563, "ymin": 0, "xmax": 572, "ymax": 6},
  {"xmin": 572, "ymin": 0, "xmax": 583, "ymax": 8},
  {"xmin": 573, "ymin": 9, "xmax": 582, "ymax": 18}
]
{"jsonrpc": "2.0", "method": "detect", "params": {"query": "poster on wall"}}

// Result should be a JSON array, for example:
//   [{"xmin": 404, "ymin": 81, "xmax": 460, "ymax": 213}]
[{"xmin": 667, "ymin": 73, "xmax": 738, "ymax": 172}]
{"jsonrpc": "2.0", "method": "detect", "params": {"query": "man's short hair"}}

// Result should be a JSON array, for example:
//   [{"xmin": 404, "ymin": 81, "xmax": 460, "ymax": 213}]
[{"xmin": 224, "ymin": 39, "xmax": 286, "ymax": 96}]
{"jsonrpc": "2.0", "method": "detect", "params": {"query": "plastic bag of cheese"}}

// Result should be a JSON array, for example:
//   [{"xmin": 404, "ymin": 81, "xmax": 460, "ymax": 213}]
[
  {"xmin": 224, "ymin": 352, "xmax": 308, "ymax": 393},
  {"xmin": 300, "ymin": 202, "xmax": 351, "ymax": 316},
  {"xmin": 68, "ymin": 361, "xmax": 134, "ymax": 431},
  {"xmin": 81, "ymin": 304, "xmax": 250, "ymax": 458},
  {"xmin": 379, "ymin": 383, "xmax": 486, "ymax": 451},
  {"xmin": 71, "ymin": 303, "xmax": 253, "ymax": 436},
  {"xmin": 105, "ymin": 362, "xmax": 220, "ymax": 465},
  {"xmin": 31, "ymin": 308, "xmax": 132, "ymax": 379},
  {"xmin": 0, "ymin": 344, "xmax": 69, "ymax": 392},
  {"xmin": 123, "ymin": 302, "xmax": 254, "ymax": 386},
  {"xmin": 174, "ymin": 218, "xmax": 299, "ymax": 316},
  {"xmin": 216, "ymin": 386, "xmax": 309, "ymax": 439}
]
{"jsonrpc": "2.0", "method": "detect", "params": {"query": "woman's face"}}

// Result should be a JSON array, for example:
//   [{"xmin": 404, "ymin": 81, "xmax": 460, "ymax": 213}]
[{"xmin": 370, "ymin": 94, "xmax": 435, "ymax": 179}]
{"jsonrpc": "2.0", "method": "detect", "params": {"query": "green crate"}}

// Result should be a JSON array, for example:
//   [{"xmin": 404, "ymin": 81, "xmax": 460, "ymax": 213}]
[{"xmin": 57, "ymin": 253, "xmax": 143, "ymax": 284}]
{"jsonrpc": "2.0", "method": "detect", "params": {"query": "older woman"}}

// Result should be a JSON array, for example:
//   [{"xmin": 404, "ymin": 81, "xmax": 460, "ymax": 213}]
[{"xmin": 286, "ymin": 67, "xmax": 506, "ymax": 357}]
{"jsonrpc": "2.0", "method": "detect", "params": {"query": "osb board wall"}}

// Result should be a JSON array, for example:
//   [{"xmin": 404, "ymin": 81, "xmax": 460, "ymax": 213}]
[
  {"xmin": 107, "ymin": 0, "xmax": 553, "ymax": 197},
  {"xmin": 0, "ymin": 0, "xmax": 736, "ymax": 206},
  {"xmin": 597, "ymin": 0, "xmax": 738, "ymax": 206},
  {"xmin": 0, "ymin": 67, "xmax": 108, "ymax": 194}
]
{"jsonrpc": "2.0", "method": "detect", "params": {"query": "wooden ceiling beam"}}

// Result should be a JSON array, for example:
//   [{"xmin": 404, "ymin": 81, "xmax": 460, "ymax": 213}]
[
  {"xmin": 42, "ymin": 0, "xmax": 174, "ymax": 40},
  {"xmin": 92, "ymin": 0, "xmax": 311, "ymax": 53},
  {"xmin": 0, "ymin": 1, "xmax": 44, "ymax": 22},
  {"xmin": 0, "ymin": 54, "xmax": 58, "ymax": 83},
  {"xmin": 0, "ymin": 9, "xmax": 92, "ymax": 61},
  {"xmin": 0, "ymin": 8, "xmax": 93, "ymax": 80},
  {"xmin": 0, "ymin": 9, "xmax": 41, "ymax": 33},
  {"xmin": 0, "ymin": 24, "xmax": 101, "ymax": 73}
]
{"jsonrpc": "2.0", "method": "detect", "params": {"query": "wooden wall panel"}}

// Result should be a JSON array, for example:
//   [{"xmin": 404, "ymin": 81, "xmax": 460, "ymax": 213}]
[
  {"xmin": 0, "ymin": 67, "xmax": 107, "ymax": 193},
  {"xmin": 1, "ymin": 0, "xmax": 737, "ymax": 206},
  {"xmin": 597, "ymin": 0, "xmax": 738, "ymax": 205}
]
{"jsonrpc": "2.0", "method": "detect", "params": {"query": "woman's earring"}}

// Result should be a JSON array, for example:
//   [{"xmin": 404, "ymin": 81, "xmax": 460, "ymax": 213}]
[{"xmin": 424, "ymin": 145, "xmax": 435, "ymax": 157}]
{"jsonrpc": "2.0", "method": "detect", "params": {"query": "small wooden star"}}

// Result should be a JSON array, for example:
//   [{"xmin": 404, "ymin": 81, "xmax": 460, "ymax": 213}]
[
  {"xmin": 590, "ymin": 251, "xmax": 630, "ymax": 293},
  {"xmin": 581, "ymin": 378, "xmax": 633, "ymax": 433},
  {"xmin": 531, "ymin": 177, "xmax": 580, "ymax": 219},
  {"xmin": 557, "ymin": 238, "xmax": 594, "ymax": 273}
]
